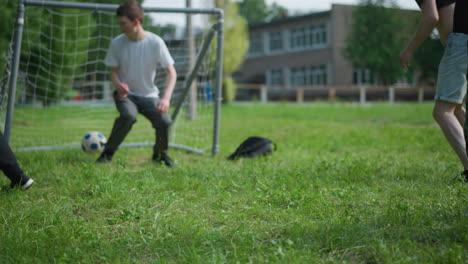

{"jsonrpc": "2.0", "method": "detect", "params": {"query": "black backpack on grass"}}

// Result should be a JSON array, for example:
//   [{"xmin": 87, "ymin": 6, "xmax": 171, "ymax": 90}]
[{"xmin": 227, "ymin": 136, "xmax": 276, "ymax": 160}]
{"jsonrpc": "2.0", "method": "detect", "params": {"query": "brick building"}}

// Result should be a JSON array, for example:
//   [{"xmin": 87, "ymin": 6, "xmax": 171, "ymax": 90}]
[{"xmin": 235, "ymin": 4, "xmax": 418, "ymax": 90}]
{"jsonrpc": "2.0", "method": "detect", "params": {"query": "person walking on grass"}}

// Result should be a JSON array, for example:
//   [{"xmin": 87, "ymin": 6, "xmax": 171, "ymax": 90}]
[
  {"xmin": 434, "ymin": 0, "xmax": 468, "ymax": 182},
  {"xmin": 97, "ymin": 0, "xmax": 177, "ymax": 167},
  {"xmin": 451, "ymin": 0, "xmax": 468, "ymax": 181},
  {"xmin": 0, "ymin": 132, "xmax": 34, "ymax": 190},
  {"xmin": 399, "ymin": 0, "xmax": 468, "ymax": 181}
]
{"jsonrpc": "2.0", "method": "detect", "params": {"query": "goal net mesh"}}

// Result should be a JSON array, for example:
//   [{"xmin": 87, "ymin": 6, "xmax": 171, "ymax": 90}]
[{"xmin": 0, "ymin": 2, "xmax": 221, "ymax": 155}]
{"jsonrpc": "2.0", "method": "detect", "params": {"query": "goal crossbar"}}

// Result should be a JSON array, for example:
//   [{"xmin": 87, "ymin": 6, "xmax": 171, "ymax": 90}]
[
  {"xmin": 4, "ymin": 0, "xmax": 224, "ymax": 156},
  {"xmin": 23, "ymin": 0, "xmax": 224, "ymax": 15}
]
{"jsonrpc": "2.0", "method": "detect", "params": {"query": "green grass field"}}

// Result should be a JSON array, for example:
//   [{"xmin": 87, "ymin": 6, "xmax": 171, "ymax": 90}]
[{"xmin": 1, "ymin": 103, "xmax": 467, "ymax": 263}]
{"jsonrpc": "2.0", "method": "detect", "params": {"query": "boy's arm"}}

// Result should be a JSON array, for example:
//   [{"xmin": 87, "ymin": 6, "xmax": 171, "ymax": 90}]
[
  {"xmin": 399, "ymin": 0, "xmax": 439, "ymax": 68},
  {"xmin": 157, "ymin": 65, "xmax": 177, "ymax": 113},
  {"xmin": 110, "ymin": 67, "xmax": 130, "ymax": 98}
]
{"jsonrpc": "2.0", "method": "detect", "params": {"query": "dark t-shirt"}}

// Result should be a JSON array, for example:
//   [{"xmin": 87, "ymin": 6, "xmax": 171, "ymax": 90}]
[
  {"xmin": 453, "ymin": 0, "xmax": 468, "ymax": 34},
  {"xmin": 415, "ymin": 0, "xmax": 456, "ymax": 9}
]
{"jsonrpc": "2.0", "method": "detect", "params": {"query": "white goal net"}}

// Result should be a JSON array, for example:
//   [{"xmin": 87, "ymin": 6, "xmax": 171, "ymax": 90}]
[{"xmin": 0, "ymin": 0, "xmax": 223, "ymax": 155}]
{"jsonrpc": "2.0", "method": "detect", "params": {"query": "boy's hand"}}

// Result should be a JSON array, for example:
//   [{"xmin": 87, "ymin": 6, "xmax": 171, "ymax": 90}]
[
  {"xmin": 157, "ymin": 97, "xmax": 170, "ymax": 113},
  {"xmin": 116, "ymin": 82, "xmax": 130, "ymax": 98},
  {"xmin": 158, "ymin": 98, "xmax": 171, "ymax": 113}
]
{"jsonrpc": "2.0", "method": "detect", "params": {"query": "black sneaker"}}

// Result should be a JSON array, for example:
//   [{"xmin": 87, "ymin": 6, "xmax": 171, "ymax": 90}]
[
  {"xmin": 153, "ymin": 153, "xmax": 175, "ymax": 168},
  {"xmin": 96, "ymin": 152, "xmax": 113, "ymax": 163},
  {"xmin": 10, "ymin": 178, "xmax": 34, "ymax": 190}
]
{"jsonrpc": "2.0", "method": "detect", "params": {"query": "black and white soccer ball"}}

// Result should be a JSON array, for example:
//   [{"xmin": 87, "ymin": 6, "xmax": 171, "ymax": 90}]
[{"xmin": 81, "ymin": 131, "xmax": 107, "ymax": 153}]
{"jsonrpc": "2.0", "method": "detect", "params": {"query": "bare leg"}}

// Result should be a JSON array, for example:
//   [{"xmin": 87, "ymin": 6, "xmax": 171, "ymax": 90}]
[
  {"xmin": 454, "ymin": 105, "xmax": 466, "ymax": 128},
  {"xmin": 433, "ymin": 100, "xmax": 468, "ymax": 169}
]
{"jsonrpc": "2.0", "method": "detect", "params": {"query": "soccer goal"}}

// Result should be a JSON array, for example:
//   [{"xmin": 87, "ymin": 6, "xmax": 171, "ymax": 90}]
[{"xmin": 0, "ymin": 0, "xmax": 224, "ymax": 156}]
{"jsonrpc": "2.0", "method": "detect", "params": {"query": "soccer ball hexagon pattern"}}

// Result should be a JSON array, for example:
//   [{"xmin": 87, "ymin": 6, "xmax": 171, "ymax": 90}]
[{"xmin": 81, "ymin": 131, "xmax": 107, "ymax": 153}]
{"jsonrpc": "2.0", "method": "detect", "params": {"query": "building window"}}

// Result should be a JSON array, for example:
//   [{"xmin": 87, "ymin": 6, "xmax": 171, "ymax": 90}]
[
  {"xmin": 308, "ymin": 26, "xmax": 317, "ymax": 46},
  {"xmin": 353, "ymin": 68, "xmax": 377, "ymax": 85},
  {"xmin": 291, "ymin": 65, "xmax": 327, "ymax": 86},
  {"xmin": 310, "ymin": 65, "xmax": 327, "ymax": 85},
  {"xmin": 269, "ymin": 31, "xmax": 283, "ymax": 52},
  {"xmin": 290, "ymin": 28, "xmax": 306, "ymax": 49},
  {"xmin": 290, "ymin": 24, "xmax": 328, "ymax": 50},
  {"xmin": 291, "ymin": 67, "xmax": 305, "ymax": 86},
  {"xmin": 267, "ymin": 68, "xmax": 284, "ymax": 85},
  {"xmin": 317, "ymin": 25, "xmax": 328, "ymax": 46},
  {"xmin": 248, "ymin": 33, "xmax": 263, "ymax": 56}
]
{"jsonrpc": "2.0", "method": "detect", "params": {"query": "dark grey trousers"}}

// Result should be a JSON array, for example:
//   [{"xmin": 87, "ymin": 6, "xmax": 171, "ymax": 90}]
[
  {"xmin": 0, "ymin": 132, "xmax": 28, "ymax": 184},
  {"xmin": 105, "ymin": 92, "xmax": 172, "ymax": 156}
]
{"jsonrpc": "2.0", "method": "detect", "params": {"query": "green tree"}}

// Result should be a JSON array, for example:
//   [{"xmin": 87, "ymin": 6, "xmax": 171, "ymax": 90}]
[
  {"xmin": 0, "ymin": 3, "xmax": 15, "ymax": 54},
  {"xmin": 237, "ymin": 0, "xmax": 287, "ymax": 24},
  {"xmin": 20, "ymin": 7, "xmax": 97, "ymax": 106},
  {"xmin": 392, "ymin": 6, "xmax": 443, "ymax": 86},
  {"xmin": 413, "ymin": 37, "xmax": 443, "ymax": 85},
  {"xmin": 0, "ymin": 1, "xmax": 17, "ymax": 109},
  {"xmin": 267, "ymin": 2, "xmax": 288, "ymax": 21},
  {"xmin": 214, "ymin": 0, "xmax": 249, "ymax": 103},
  {"xmin": 237, "ymin": 0, "xmax": 268, "ymax": 24},
  {"xmin": 0, "ymin": 1, "xmax": 18, "ymax": 78},
  {"xmin": 2, "ymin": 0, "xmax": 181, "ymax": 105},
  {"xmin": 345, "ymin": 0, "xmax": 407, "ymax": 85},
  {"xmin": 4, "ymin": 0, "xmax": 144, "ymax": 105}
]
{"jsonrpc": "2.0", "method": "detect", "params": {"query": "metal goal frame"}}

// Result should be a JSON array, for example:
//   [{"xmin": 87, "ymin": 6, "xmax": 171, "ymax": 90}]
[{"xmin": 3, "ymin": 0, "xmax": 224, "ymax": 156}]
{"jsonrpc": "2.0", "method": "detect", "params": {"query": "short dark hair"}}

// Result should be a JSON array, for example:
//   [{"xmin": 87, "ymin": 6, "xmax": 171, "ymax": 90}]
[{"xmin": 116, "ymin": 0, "xmax": 144, "ymax": 23}]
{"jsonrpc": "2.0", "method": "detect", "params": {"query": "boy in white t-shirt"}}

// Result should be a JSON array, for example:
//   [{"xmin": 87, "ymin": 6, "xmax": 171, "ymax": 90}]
[{"xmin": 97, "ymin": 0, "xmax": 177, "ymax": 167}]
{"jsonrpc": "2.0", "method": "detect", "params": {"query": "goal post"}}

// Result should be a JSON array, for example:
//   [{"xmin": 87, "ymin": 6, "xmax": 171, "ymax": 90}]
[{"xmin": 1, "ymin": 0, "xmax": 224, "ymax": 156}]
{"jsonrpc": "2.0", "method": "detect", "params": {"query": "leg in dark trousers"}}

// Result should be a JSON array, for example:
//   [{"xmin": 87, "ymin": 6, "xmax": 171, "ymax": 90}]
[
  {"xmin": 98, "ymin": 93, "xmax": 173, "ymax": 166},
  {"xmin": 104, "ymin": 92, "xmax": 139, "ymax": 154},
  {"xmin": 0, "ymin": 132, "xmax": 31, "ymax": 188},
  {"xmin": 97, "ymin": 92, "xmax": 138, "ymax": 163},
  {"xmin": 136, "ymin": 96, "xmax": 172, "ymax": 157},
  {"xmin": 131, "ymin": 95, "xmax": 173, "ymax": 166},
  {"xmin": 151, "ymin": 113, "xmax": 172, "ymax": 157}
]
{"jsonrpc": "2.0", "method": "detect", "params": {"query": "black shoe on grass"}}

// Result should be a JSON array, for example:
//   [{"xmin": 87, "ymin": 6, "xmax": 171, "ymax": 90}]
[
  {"xmin": 96, "ymin": 152, "xmax": 113, "ymax": 163},
  {"xmin": 153, "ymin": 153, "xmax": 175, "ymax": 168},
  {"xmin": 10, "ymin": 178, "xmax": 35, "ymax": 190}
]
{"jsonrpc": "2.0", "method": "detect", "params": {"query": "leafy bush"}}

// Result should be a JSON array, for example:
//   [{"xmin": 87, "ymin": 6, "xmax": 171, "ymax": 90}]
[{"xmin": 222, "ymin": 76, "xmax": 237, "ymax": 104}]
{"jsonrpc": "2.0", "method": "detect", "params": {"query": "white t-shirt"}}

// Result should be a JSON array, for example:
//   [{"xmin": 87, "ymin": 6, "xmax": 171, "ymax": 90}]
[{"xmin": 104, "ymin": 31, "xmax": 174, "ymax": 98}]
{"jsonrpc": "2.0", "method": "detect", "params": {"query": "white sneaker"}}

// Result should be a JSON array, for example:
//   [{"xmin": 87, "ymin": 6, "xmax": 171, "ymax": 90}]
[{"xmin": 21, "ymin": 178, "xmax": 34, "ymax": 190}]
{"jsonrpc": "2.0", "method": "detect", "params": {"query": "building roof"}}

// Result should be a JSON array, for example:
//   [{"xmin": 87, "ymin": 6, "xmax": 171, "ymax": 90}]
[{"xmin": 248, "ymin": 10, "xmax": 331, "ymax": 29}]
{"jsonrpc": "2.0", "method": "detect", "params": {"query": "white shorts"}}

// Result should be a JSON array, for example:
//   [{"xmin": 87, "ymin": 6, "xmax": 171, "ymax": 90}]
[{"xmin": 435, "ymin": 33, "xmax": 468, "ymax": 104}]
